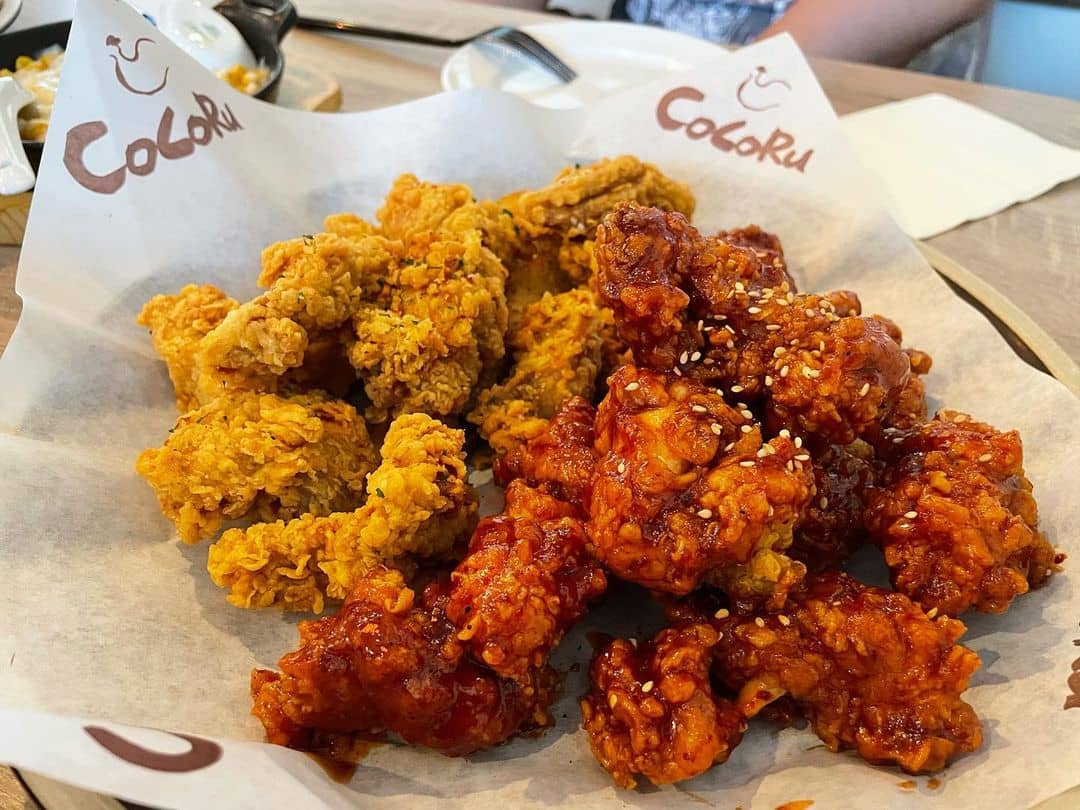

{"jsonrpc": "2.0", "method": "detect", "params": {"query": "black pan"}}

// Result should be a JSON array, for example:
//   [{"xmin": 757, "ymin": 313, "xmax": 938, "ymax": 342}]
[{"xmin": 0, "ymin": 0, "xmax": 296, "ymax": 174}]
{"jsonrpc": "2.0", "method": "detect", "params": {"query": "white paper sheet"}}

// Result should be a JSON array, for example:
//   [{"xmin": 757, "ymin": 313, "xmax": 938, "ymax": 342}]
[{"xmin": 1, "ymin": 2, "xmax": 1079, "ymax": 808}]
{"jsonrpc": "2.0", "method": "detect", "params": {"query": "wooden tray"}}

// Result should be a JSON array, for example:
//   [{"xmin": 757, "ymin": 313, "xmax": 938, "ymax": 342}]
[{"xmin": 10, "ymin": 245, "xmax": 1080, "ymax": 810}]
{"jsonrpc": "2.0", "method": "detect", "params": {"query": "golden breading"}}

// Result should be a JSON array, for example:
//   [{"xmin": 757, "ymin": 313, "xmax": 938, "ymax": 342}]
[
  {"xmin": 468, "ymin": 288, "xmax": 604, "ymax": 460},
  {"xmin": 136, "ymin": 391, "xmax": 376, "ymax": 544},
  {"xmin": 581, "ymin": 622, "xmax": 745, "ymax": 789},
  {"xmin": 864, "ymin": 411, "xmax": 1059, "ymax": 616},
  {"xmin": 136, "ymin": 284, "xmax": 238, "ymax": 411},
  {"xmin": 348, "ymin": 231, "xmax": 508, "ymax": 422},
  {"xmin": 589, "ymin": 365, "xmax": 813, "ymax": 605},
  {"xmin": 194, "ymin": 232, "xmax": 395, "ymax": 401},
  {"xmin": 207, "ymin": 413, "xmax": 477, "ymax": 612}
]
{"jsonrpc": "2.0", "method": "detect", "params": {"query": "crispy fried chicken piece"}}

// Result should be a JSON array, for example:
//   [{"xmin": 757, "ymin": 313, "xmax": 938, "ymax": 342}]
[
  {"xmin": 789, "ymin": 440, "xmax": 877, "ymax": 571},
  {"xmin": 581, "ymin": 623, "xmax": 746, "ymax": 789},
  {"xmin": 137, "ymin": 284, "xmax": 239, "ymax": 411},
  {"xmin": 251, "ymin": 567, "xmax": 556, "ymax": 758},
  {"xmin": 863, "ymin": 411, "xmax": 1058, "ymax": 616},
  {"xmin": 136, "ymin": 391, "xmax": 375, "ymax": 545},
  {"xmin": 348, "ymin": 230, "xmax": 507, "ymax": 421},
  {"xmin": 886, "ymin": 347, "xmax": 933, "ymax": 431},
  {"xmin": 468, "ymin": 289, "xmax": 604, "ymax": 460},
  {"xmin": 207, "ymin": 413, "xmax": 477, "ymax": 612},
  {"xmin": 696, "ymin": 571, "xmax": 984, "ymax": 773},
  {"xmin": 494, "ymin": 396, "xmax": 598, "ymax": 510},
  {"xmin": 595, "ymin": 203, "xmax": 913, "ymax": 444},
  {"xmin": 588, "ymin": 365, "xmax": 813, "ymax": 604},
  {"xmin": 195, "ymin": 233, "xmax": 394, "ymax": 401},
  {"xmin": 447, "ymin": 481, "xmax": 606, "ymax": 682}
]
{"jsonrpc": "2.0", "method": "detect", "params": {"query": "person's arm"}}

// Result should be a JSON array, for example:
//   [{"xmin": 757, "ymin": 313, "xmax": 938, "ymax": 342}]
[{"xmin": 758, "ymin": 0, "xmax": 991, "ymax": 66}]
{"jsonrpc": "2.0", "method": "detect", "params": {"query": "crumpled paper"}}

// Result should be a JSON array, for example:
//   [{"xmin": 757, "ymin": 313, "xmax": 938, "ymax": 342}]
[{"xmin": 1, "ymin": 1, "xmax": 1078, "ymax": 808}]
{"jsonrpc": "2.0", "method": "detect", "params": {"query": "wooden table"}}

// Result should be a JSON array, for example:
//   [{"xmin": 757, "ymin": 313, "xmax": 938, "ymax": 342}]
[{"xmin": 2, "ymin": 1, "xmax": 1078, "ymax": 807}]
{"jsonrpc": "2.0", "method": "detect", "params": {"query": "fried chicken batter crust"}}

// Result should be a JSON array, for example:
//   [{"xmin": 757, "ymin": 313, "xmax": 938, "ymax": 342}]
[
  {"xmin": 581, "ymin": 623, "xmax": 746, "ymax": 789},
  {"xmin": 864, "ymin": 411, "xmax": 1058, "ymax": 616},
  {"xmin": 136, "ymin": 390, "xmax": 376, "ymax": 544}
]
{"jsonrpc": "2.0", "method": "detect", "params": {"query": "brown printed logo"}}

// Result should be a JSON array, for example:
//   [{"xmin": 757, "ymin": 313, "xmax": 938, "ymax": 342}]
[
  {"xmin": 1063, "ymin": 623, "xmax": 1080, "ymax": 710},
  {"xmin": 656, "ymin": 74, "xmax": 812, "ymax": 173},
  {"xmin": 85, "ymin": 725, "xmax": 223, "ymax": 773},
  {"xmin": 62, "ymin": 35, "xmax": 242, "ymax": 194}
]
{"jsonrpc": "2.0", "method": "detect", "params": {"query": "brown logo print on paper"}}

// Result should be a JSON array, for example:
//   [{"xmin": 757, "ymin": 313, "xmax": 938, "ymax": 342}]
[
  {"xmin": 1063, "ymin": 623, "xmax": 1080, "ymax": 710},
  {"xmin": 63, "ymin": 34, "xmax": 243, "ymax": 195},
  {"xmin": 655, "ymin": 65, "xmax": 812, "ymax": 173},
  {"xmin": 85, "ymin": 726, "xmax": 223, "ymax": 773}
]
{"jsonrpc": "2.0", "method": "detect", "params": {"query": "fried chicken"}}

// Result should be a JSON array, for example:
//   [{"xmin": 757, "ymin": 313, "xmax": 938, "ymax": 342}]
[
  {"xmin": 468, "ymin": 288, "xmax": 604, "ymax": 460},
  {"xmin": 789, "ymin": 441, "xmax": 877, "ymax": 571},
  {"xmin": 207, "ymin": 413, "xmax": 477, "ymax": 612},
  {"xmin": 251, "ymin": 566, "xmax": 556, "ymax": 758},
  {"xmin": 494, "ymin": 396, "xmax": 598, "ymax": 510},
  {"xmin": 588, "ymin": 365, "xmax": 814, "ymax": 605},
  {"xmin": 581, "ymin": 622, "xmax": 746, "ymax": 789},
  {"xmin": 195, "ymin": 232, "xmax": 394, "ymax": 401},
  {"xmin": 688, "ymin": 571, "xmax": 984, "ymax": 773},
  {"xmin": 595, "ymin": 203, "xmax": 914, "ymax": 444},
  {"xmin": 136, "ymin": 391, "xmax": 376, "ymax": 544},
  {"xmin": 863, "ymin": 411, "xmax": 1058, "ymax": 616},
  {"xmin": 136, "ymin": 284, "xmax": 238, "ymax": 411},
  {"xmin": 446, "ymin": 480, "xmax": 606, "ymax": 682}
]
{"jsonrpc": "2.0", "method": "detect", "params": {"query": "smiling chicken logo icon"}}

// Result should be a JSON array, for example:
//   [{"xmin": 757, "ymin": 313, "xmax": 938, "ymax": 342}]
[
  {"xmin": 105, "ymin": 34, "xmax": 169, "ymax": 96},
  {"xmin": 736, "ymin": 65, "xmax": 791, "ymax": 112}
]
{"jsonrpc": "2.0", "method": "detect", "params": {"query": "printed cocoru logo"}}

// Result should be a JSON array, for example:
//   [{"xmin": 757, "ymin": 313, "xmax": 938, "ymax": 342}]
[
  {"xmin": 62, "ymin": 33, "xmax": 243, "ymax": 194},
  {"xmin": 656, "ymin": 84, "xmax": 814, "ymax": 173}
]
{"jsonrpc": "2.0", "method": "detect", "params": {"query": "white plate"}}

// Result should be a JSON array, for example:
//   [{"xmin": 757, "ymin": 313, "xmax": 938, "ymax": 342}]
[
  {"xmin": 440, "ymin": 20, "xmax": 725, "ymax": 109},
  {"xmin": 0, "ymin": 0, "xmax": 24, "ymax": 34}
]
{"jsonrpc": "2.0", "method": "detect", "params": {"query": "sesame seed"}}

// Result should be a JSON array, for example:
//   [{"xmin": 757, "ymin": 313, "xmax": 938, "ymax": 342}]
[
  {"xmin": 765, "ymin": 375, "xmax": 773, "ymax": 386},
  {"xmin": 690, "ymin": 351, "xmax": 702, "ymax": 362},
  {"xmin": 731, "ymin": 384, "xmax": 744, "ymax": 393},
  {"xmin": 740, "ymin": 460, "xmax": 755, "ymax": 468},
  {"xmin": 748, "ymin": 307, "xmax": 762, "ymax": 315},
  {"xmin": 704, "ymin": 358, "xmax": 715, "ymax": 365},
  {"xmin": 748, "ymin": 290, "xmax": 761, "ymax": 298},
  {"xmin": 727, "ymin": 340, "xmax": 736, "ymax": 349},
  {"xmin": 741, "ymin": 409, "xmax": 754, "ymax": 419},
  {"xmin": 692, "ymin": 404, "xmax": 708, "ymax": 414},
  {"xmin": 803, "ymin": 367, "xmax": 821, "ymax": 379},
  {"xmin": 725, "ymin": 325, "xmax": 736, "ymax": 334},
  {"xmin": 697, "ymin": 320, "xmax": 704, "ymax": 331},
  {"xmin": 904, "ymin": 510, "xmax": 918, "ymax": 519},
  {"xmin": 777, "ymin": 298, "xmax": 789, "ymax": 307},
  {"xmin": 774, "ymin": 347, "xmax": 787, "ymax": 358},
  {"xmin": 779, "ymin": 429, "xmax": 791, "ymax": 438},
  {"xmin": 674, "ymin": 367, "xmax": 683, "ymax": 376},
  {"xmin": 714, "ymin": 609, "xmax": 730, "ymax": 619},
  {"xmin": 714, "ymin": 313, "xmax": 727, "ymax": 321},
  {"xmin": 926, "ymin": 607, "xmax": 939, "ymax": 619},
  {"xmin": 892, "ymin": 437, "xmax": 904, "ymax": 444},
  {"xmin": 820, "ymin": 497, "xmax": 829, "ymax": 509},
  {"xmin": 724, "ymin": 442, "xmax": 735, "ymax": 452},
  {"xmin": 711, "ymin": 423, "xmax": 724, "ymax": 435},
  {"xmin": 754, "ymin": 617, "xmax": 766, "ymax": 627},
  {"xmin": 741, "ymin": 425, "xmax": 753, "ymax": 434},
  {"xmin": 795, "ymin": 454, "xmax": 810, "ymax": 462},
  {"xmin": 766, "ymin": 324, "xmax": 781, "ymax": 331},
  {"xmin": 786, "ymin": 461, "xmax": 794, "ymax": 472},
  {"xmin": 680, "ymin": 351, "xmax": 689, "ymax": 365},
  {"xmin": 859, "ymin": 383, "xmax": 870, "ymax": 397},
  {"xmin": 734, "ymin": 282, "xmax": 745, "ymax": 293},
  {"xmin": 625, "ymin": 382, "xmax": 640, "ymax": 392},
  {"xmin": 757, "ymin": 448, "xmax": 770, "ymax": 458},
  {"xmin": 697, "ymin": 509, "xmax": 713, "ymax": 519},
  {"xmin": 780, "ymin": 366, "xmax": 790, "ymax": 378},
  {"xmin": 819, "ymin": 341, "xmax": 826, "ymax": 353},
  {"xmin": 778, "ymin": 615, "xmax": 791, "ymax": 626},
  {"xmin": 978, "ymin": 453, "xmax": 992, "ymax": 462},
  {"xmin": 609, "ymin": 694, "xmax": 618, "ymax": 708},
  {"xmin": 617, "ymin": 462, "xmax": 626, "ymax": 474},
  {"xmin": 794, "ymin": 436, "xmax": 802, "ymax": 448},
  {"xmin": 642, "ymin": 680, "xmax": 654, "ymax": 693},
  {"xmin": 805, "ymin": 309, "xmax": 816, "ymax": 317}
]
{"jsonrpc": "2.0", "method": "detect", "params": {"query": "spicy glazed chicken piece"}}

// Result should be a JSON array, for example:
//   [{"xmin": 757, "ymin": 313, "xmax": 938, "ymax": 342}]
[
  {"xmin": 588, "ymin": 365, "xmax": 813, "ymax": 604},
  {"xmin": 863, "ymin": 411, "xmax": 1058, "ymax": 616},
  {"xmin": 251, "ymin": 566, "xmax": 556, "ymax": 759},
  {"xmin": 494, "ymin": 396, "xmax": 598, "ymax": 510},
  {"xmin": 698, "ymin": 571, "xmax": 984, "ymax": 774},
  {"xmin": 136, "ymin": 391, "xmax": 376, "ymax": 544},
  {"xmin": 207, "ymin": 413, "xmax": 477, "ymax": 613},
  {"xmin": 594, "ymin": 203, "xmax": 914, "ymax": 444},
  {"xmin": 885, "ymin": 347, "xmax": 933, "ymax": 431},
  {"xmin": 789, "ymin": 440, "xmax": 877, "ymax": 571},
  {"xmin": 195, "ymin": 232, "xmax": 396, "ymax": 401},
  {"xmin": 137, "ymin": 284, "xmax": 238, "ymax": 411},
  {"xmin": 468, "ymin": 288, "xmax": 604, "ymax": 461},
  {"xmin": 349, "ymin": 230, "xmax": 508, "ymax": 421},
  {"xmin": 581, "ymin": 622, "xmax": 746, "ymax": 789},
  {"xmin": 446, "ymin": 480, "xmax": 606, "ymax": 682}
]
